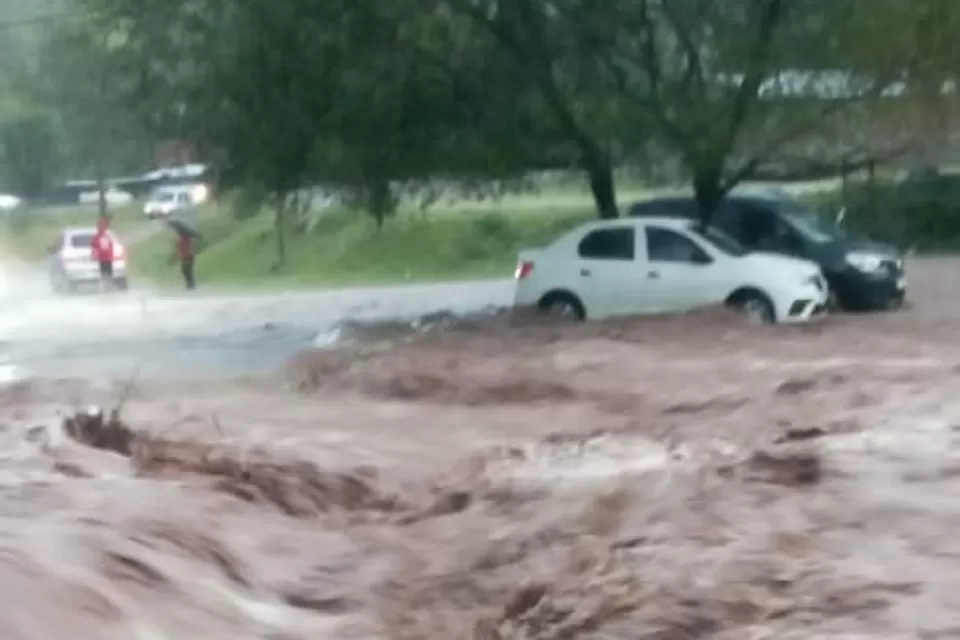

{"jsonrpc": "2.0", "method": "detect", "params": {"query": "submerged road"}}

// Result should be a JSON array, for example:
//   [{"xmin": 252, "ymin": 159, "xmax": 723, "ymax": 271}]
[{"xmin": 0, "ymin": 268, "xmax": 514, "ymax": 381}]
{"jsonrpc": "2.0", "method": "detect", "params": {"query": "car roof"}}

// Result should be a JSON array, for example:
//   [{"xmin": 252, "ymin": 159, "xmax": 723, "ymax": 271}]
[
  {"xmin": 63, "ymin": 227, "xmax": 96, "ymax": 236},
  {"xmin": 61, "ymin": 226, "xmax": 120, "ymax": 236},
  {"xmin": 580, "ymin": 216, "xmax": 693, "ymax": 232},
  {"xmin": 631, "ymin": 193, "xmax": 786, "ymax": 209},
  {"xmin": 155, "ymin": 182, "xmax": 200, "ymax": 192}
]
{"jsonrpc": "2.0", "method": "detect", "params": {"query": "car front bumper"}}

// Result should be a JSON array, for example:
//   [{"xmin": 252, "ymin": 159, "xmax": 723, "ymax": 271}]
[
  {"xmin": 774, "ymin": 277, "xmax": 830, "ymax": 324},
  {"xmin": 828, "ymin": 261, "xmax": 905, "ymax": 311}
]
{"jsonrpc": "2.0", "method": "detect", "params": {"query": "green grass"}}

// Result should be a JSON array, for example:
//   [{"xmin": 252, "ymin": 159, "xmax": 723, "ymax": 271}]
[
  {"xmin": 131, "ymin": 202, "xmax": 594, "ymax": 289},
  {"xmin": 129, "ymin": 179, "xmax": 850, "ymax": 290},
  {"xmin": 0, "ymin": 203, "xmax": 150, "ymax": 262}
]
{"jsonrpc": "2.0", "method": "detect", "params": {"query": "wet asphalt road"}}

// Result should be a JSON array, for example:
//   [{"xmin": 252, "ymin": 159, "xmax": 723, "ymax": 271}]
[{"xmin": 0, "ymin": 276, "xmax": 514, "ymax": 382}]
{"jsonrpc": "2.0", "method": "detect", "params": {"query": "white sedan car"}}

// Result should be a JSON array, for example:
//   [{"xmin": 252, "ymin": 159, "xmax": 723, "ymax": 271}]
[
  {"xmin": 514, "ymin": 216, "xmax": 828, "ymax": 324},
  {"xmin": 48, "ymin": 227, "xmax": 128, "ymax": 293}
]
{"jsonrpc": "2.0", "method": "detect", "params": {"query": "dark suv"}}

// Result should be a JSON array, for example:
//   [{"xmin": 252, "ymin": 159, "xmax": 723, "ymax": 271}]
[{"xmin": 629, "ymin": 194, "xmax": 905, "ymax": 311}]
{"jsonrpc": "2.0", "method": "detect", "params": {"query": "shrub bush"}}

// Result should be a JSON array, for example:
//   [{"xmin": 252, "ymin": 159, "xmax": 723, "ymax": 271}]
[{"xmin": 839, "ymin": 175, "xmax": 960, "ymax": 251}]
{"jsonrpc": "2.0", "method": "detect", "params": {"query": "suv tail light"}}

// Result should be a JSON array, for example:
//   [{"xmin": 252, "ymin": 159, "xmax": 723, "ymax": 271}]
[{"xmin": 514, "ymin": 260, "xmax": 534, "ymax": 280}]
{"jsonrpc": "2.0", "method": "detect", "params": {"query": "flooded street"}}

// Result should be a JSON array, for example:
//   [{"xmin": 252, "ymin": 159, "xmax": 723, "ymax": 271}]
[
  {"xmin": 0, "ymin": 268, "xmax": 514, "ymax": 380},
  {"xmin": 1, "ymin": 259, "xmax": 960, "ymax": 637}
]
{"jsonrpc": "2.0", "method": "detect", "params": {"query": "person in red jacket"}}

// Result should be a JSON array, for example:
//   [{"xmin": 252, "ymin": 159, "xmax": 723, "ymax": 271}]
[
  {"xmin": 91, "ymin": 215, "xmax": 115, "ymax": 292},
  {"xmin": 176, "ymin": 232, "xmax": 196, "ymax": 289}
]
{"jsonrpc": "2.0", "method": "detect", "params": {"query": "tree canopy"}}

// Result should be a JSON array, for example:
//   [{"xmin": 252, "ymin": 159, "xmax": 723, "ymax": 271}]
[{"xmin": 0, "ymin": 0, "xmax": 955, "ymax": 244}]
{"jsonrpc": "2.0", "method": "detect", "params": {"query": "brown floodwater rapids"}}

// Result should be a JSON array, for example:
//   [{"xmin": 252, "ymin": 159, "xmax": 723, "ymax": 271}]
[{"xmin": 2, "ymin": 257, "xmax": 960, "ymax": 638}]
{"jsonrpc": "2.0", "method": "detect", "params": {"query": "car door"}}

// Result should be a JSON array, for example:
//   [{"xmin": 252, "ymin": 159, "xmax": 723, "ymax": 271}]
[
  {"xmin": 643, "ymin": 226, "xmax": 722, "ymax": 313},
  {"xmin": 738, "ymin": 203, "xmax": 806, "ymax": 257},
  {"xmin": 575, "ymin": 226, "xmax": 638, "ymax": 318}
]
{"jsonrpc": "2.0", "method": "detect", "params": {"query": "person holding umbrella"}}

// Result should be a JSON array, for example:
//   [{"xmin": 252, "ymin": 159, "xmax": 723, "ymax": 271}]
[{"xmin": 167, "ymin": 217, "xmax": 201, "ymax": 290}]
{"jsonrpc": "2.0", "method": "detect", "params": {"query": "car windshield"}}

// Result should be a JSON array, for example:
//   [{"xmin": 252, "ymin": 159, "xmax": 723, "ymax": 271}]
[
  {"xmin": 776, "ymin": 200, "xmax": 844, "ymax": 243},
  {"xmin": 151, "ymin": 190, "xmax": 175, "ymax": 202},
  {"xmin": 69, "ymin": 233, "xmax": 93, "ymax": 248},
  {"xmin": 687, "ymin": 223, "xmax": 747, "ymax": 256}
]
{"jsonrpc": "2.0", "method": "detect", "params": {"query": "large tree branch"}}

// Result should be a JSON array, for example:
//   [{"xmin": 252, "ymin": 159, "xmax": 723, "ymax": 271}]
[
  {"xmin": 716, "ymin": 0, "xmax": 785, "ymax": 161},
  {"xmin": 442, "ymin": 0, "xmax": 533, "ymax": 66},
  {"xmin": 748, "ymin": 145, "xmax": 913, "ymax": 182},
  {"xmin": 660, "ymin": 0, "xmax": 705, "ymax": 100}
]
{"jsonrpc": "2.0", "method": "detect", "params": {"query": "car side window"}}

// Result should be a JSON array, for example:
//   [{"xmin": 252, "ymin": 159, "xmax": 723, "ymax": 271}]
[
  {"xmin": 577, "ymin": 227, "xmax": 635, "ymax": 260},
  {"xmin": 646, "ymin": 227, "xmax": 710, "ymax": 263},
  {"xmin": 739, "ymin": 206, "xmax": 778, "ymax": 248}
]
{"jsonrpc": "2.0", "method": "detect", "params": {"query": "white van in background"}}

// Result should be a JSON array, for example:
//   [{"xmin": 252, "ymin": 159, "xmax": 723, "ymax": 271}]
[{"xmin": 143, "ymin": 183, "xmax": 209, "ymax": 219}]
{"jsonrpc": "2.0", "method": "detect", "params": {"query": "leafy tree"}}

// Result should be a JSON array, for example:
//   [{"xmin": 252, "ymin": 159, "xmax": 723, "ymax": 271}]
[
  {"xmin": 33, "ymin": 16, "xmax": 152, "ymax": 213},
  {"xmin": 0, "ymin": 111, "xmax": 60, "ymax": 197},
  {"xmin": 82, "ymin": 0, "xmax": 563, "ymax": 264},
  {"xmin": 442, "ymin": 0, "xmax": 631, "ymax": 218},
  {"xmin": 577, "ymin": 0, "xmax": 916, "ymax": 223}
]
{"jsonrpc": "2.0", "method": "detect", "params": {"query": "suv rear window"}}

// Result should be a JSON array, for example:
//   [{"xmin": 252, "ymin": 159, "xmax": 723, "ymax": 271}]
[
  {"xmin": 577, "ymin": 227, "xmax": 635, "ymax": 260},
  {"xmin": 69, "ymin": 233, "xmax": 94, "ymax": 248}
]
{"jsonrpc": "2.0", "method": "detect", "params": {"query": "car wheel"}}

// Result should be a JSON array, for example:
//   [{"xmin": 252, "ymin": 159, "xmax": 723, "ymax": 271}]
[
  {"xmin": 888, "ymin": 291, "xmax": 905, "ymax": 310},
  {"xmin": 729, "ymin": 291, "xmax": 776, "ymax": 325},
  {"xmin": 538, "ymin": 292, "xmax": 586, "ymax": 321}
]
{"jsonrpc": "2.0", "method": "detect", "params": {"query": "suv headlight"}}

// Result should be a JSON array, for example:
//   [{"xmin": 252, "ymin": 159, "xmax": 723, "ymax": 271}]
[{"xmin": 845, "ymin": 252, "xmax": 884, "ymax": 273}]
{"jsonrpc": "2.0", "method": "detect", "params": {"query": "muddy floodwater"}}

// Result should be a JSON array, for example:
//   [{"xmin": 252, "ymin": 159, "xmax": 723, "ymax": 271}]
[{"xmin": 2, "ymin": 258, "xmax": 960, "ymax": 638}]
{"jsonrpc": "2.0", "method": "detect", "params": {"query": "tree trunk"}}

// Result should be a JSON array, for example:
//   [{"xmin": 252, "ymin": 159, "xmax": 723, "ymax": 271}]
[
  {"xmin": 584, "ymin": 153, "xmax": 618, "ymax": 220},
  {"xmin": 369, "ymin": 179, "xmax": 391, "ymax": 231},
  {"xmin": 274, "ymin": 199, "xmax": 286, "ymax": 269},
  {"xmin": 692, "ymin": 170, "xmax": 723, "ymax": 227},
  {"xmin": 95, "ymin": 158, "xmax": 107, "ymax": 219}
]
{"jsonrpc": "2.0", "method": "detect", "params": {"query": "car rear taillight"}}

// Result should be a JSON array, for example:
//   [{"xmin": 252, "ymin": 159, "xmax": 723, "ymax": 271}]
[{"xmin": 514, "ymin": 260, "xmax": 534, "ymax": 280}]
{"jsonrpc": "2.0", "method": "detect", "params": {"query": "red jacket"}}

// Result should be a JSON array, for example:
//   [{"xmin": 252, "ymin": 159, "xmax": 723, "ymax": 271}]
[
  {"xmin": 91, "ymin": 230, "xmax": 114, "ymax": 262},
  {"xmin": 176, "ymin": 235, "xmax": 194, "ymax": 259}
]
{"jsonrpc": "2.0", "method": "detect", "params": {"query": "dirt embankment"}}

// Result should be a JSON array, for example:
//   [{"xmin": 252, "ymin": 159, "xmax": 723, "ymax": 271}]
[{"xmin": 4, "ymin": 265, "xmax": 960, "ymax": 639}]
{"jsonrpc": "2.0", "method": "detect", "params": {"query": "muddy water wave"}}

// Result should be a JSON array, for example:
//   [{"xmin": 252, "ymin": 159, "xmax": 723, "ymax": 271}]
[{"xmin": 2, "ymin": 274, "xmax": 960, "ymax": 637}]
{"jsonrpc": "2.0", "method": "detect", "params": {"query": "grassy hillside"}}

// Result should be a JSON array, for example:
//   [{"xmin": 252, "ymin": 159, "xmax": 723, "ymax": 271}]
[
  {"xmin": 129, "ymin": 179, "xmax": 847, "ymax": 290},
  {"xmin": 130, "ymin": 203, "xmax": 594, "ymax": 289}
]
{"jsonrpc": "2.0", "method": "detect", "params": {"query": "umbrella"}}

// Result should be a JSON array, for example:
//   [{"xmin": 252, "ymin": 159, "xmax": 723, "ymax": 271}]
[{"xmin": 166, "ymin": 217, "xmax": 202, "ymax": 239}]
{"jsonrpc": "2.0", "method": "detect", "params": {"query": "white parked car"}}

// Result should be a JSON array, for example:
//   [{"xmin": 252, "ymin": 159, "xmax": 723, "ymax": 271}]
[
  {"xmin": 143, "ymin": 183, "xmax": 208, "ymax": 219},
  {"xmin": 47, "ymin": 227, "xmax": 128, "ymax": 293},
  {"xmin": 0, "ymin": 193, "xmax": 21, "ymax": 210},
  {"xmin": 514, "ymin": 217, "xmax": 828, "ymax": 324}
]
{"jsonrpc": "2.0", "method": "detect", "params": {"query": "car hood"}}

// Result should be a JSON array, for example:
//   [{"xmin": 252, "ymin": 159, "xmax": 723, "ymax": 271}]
[
  {"xmin": 842, "ymin": 237, "xmax": 900, "ymax": 257},
  {"xmin": 740, "ymin": 251, "xmax": 821, "ymax": 277},
  {"xmin": 809, "ymin": 237, "xmax": 901, "ymax": 269}
]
